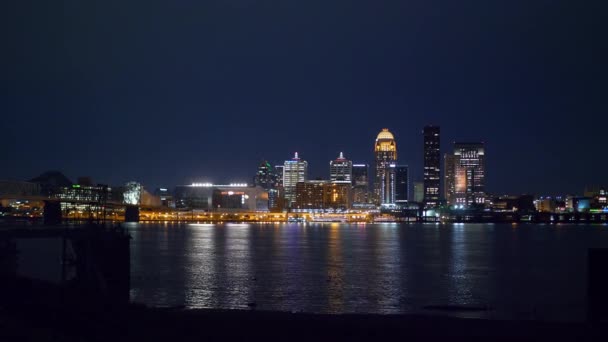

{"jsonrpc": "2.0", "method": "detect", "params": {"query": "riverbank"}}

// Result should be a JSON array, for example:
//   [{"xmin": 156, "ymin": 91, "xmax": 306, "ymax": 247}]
[
  {"xmin": 2, "ymin": 302, "xmax": 608, "ymax": 341},
  {"xmin": 1, "ymin": 277, "xmax": 607, "ymax": 341}
]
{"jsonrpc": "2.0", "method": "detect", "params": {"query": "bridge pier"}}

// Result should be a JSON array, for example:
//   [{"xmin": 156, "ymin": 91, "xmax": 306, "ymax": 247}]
[
  {"xmin": 43, "ymin": 200, "xmax": 62, "ymax": 225},
  {"xmin": 125, "ymin": 205, "xmax": 139, "ymax": 223}
]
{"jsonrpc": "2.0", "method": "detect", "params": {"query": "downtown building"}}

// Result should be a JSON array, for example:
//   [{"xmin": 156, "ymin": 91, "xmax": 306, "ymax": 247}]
[
  {"xmin": 174, "ymin": 183, "xmax": 268, "ymax": 211},
  {"xmin": 294, "ymin": 180, "xmax": 352, "ymax": 211},
  {"xmin": 283, "ymin": 152, "xmax": 308, "ymax": 208},
  {"xmin": 423, "ymin": 125, "xmax": 441, "ymax": 208},
  {"xmin": 352, "ymin": 163, "xmax": 370, "ymax": 205},
  {"xmin": 374, "ymin": 128, "xmax": 398, "ymax": 205},
  {"xmin": 444, "ymin": 142, "xmax": 486, "ymax": 207},
  {"xmin": 394, "ymin": 165, "xmax": 409, "ymax": 204},
  {"xmin": 329, "ymin": 152, "xmax": 352, "ymax": 182},
  {"xmin": 253, "ymin": 160, "xmax": 281, "ymax": 211}
]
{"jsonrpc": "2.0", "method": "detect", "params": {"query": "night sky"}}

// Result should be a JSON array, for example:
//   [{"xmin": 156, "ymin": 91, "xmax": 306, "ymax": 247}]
[{"xmin": 2, "ymin": 1, "xmax": 606, "ymax": 195}]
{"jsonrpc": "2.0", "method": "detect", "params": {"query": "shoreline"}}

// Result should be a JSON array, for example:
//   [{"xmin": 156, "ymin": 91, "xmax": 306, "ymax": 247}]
[{"xmin": 3, "ymin": 300, "xmax": 608, "ymax": 341}]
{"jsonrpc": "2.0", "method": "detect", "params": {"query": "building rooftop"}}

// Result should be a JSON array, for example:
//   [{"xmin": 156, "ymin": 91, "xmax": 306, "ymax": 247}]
[{"xmin": 376, "ymin": 128, "xmax": 394, "ymax": 140}]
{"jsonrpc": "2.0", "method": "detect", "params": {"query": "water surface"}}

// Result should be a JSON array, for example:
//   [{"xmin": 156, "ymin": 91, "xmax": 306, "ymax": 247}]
[{"xmin": 127, "ymin": 222, "xmax": 608, "ymax": 321}]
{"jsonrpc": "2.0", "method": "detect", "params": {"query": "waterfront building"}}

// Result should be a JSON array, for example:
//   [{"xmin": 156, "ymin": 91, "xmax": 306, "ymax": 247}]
[
  {"xmin": 394, "ymin": 165, "xmax": 409, "ymax": 204},
  {"xmin": 413, "ymin": 182, "xmax": 424, "ymax": 203},
  {"xmin": 534, "ymin": 198, "xmax": 557, "ymax": 213},
  {"xmin": 154, "ymin": 187, "xmax": 174, "ymax": 207},
  {"xmin": 283, "ymin": 153, "xmax": 308, "ymax": 208},
  {"xmin": 446, "ymin": 142, "xmax": 486, "ymax": 207},
  {"xmin": 295, "ymin": 180, "xmax": 351, "ymax": 211},
  {"xmin": 491, "ymin": 195, "xmax": 535, "ymax": 213},
  {"xmin": 423, "ymin": 125, "xmax": 440, "ymax": 208},
  {"xmin": 374, "ymin": 128, "xmax": 397, "ymax": 205},
  {"xmin": 174, "ymin": 183, "xmax": 268, "ymax": 211},
  {"xmin": 329, "ymin": 152, "xmax": 352, "ymax": 182},
  {"xmin": 352, "ymin": 163, "xmax": 369, "ymax": 204},
  {"xmin": 599, "ymin": 189, "xmax": 607, "ymax": 206},
  {"xmin": 56, "ymin": 183, "xmax": 111, "ymax": 203}
]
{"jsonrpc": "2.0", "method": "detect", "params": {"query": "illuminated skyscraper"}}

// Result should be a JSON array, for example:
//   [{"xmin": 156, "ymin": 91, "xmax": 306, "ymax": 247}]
[
  {"xmin": 374, "ymin": 128, "xmax": 398, "ymax": 205},
  {"xmin": 254, "ymin": 161, "xmax": 279, "ymax": 189},
  {"xmin": 352, "ymin": 163, "xmax": 369, "ymax": 204},
  {"xmin": 423, "ymin": 125, "xmax": 440, "ymax": 208},
  {"xmin": 394, "ymin": 165, "xmax": 409, "ymax": 203},
  {"xmin": 444, "ymin": 153, "xmax": 456, "ymax": 204},
  {"xmin": 274, "ymin": 165, "xmax": 284, "ymax": 187},
  {"xmin": 329, "ymin": 152, "xmax": 352, "ymax": 182},
  {"xmin": 413, "ymin": 182, "xmax": 424, "ymax": 203},
  {"xmin": 254, "ymin": 161, "xmax": 280, "ymax": 210},
  {"xmin": 448, "ymin": 142, "xmax": 486, "ymax": 207},
  {"xmin": 283, "ymin": 152, "xmax": 308, "ymax": 208}
]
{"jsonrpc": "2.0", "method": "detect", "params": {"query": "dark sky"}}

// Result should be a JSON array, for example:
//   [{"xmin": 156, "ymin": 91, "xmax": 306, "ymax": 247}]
[{"xmin": 2, "ymin": 0, "xmax": 607, "ymax": 195}]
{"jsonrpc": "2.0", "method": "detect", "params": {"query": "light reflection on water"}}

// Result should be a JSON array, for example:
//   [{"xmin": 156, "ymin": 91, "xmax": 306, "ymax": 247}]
[{"xmin": 128, "ymin": 222, "xmax": 608, "ymax": 321}]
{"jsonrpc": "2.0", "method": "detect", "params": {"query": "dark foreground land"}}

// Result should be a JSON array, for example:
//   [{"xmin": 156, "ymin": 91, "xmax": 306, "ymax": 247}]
[{"xmin": 1, "ymin": 277, "xmax": 608, "ymax": 341}]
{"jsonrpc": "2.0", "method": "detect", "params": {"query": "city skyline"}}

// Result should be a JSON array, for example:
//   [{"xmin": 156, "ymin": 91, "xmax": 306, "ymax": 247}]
[
  {"xmin": 3, "ymin": 2, "xmax": 608, "ymax": 336},
  {"xmin": 2, "ymin": 2, "xmax": 606, "ymax": 196},
  {"xmin": 2, "ymin": 123, "xmax": 604, "ymax": 198}
]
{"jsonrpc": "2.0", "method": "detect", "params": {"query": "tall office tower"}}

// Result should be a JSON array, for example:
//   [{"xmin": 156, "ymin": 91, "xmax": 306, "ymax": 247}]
[
  {"xmin": 444, "ymin": 153, "xmax": 456, "ymax": 205},
  {"xmin": 394, "ymin": 165, "xmax": 409, "ymax": 204},
  {"xmin": 450, "ymin": 142, "xmax": 486, "ymax": 207},
  {"xmin": 329, "ymin": 152, "xmax": 353, "ymax": 182},
  {"xmin": 274, "ymin": 165, "xmax": 284, "ymax": 187},
  {"xmin": 283, "ymin": 152, "xmax": 308, "ymax": 208},
  {"xmin": 254, "ymin": 161, "xmax": 280, "ymax": 210},
  {"xmin": 374, "ymin": 128, "xmax": 397, "ymax": 205},
  {"xmin": 352, "ymin": 163, "xmax": 369, "ymax": 204},
  {"xmin": 254, "ymin": 161, "xmax": 279, "ymax": 189},
  {"xmin": 423, "ymin": 125, "xmax": 441, "ymax": 208},
  {"xmin": 413, "ymin": 182, "xmax": 424, "ymax": 202}
]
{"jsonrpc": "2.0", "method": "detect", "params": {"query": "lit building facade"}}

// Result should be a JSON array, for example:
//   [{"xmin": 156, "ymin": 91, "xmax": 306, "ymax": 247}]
[
  {"xmin": 423, "ymin": 125, "xmax": 440, "ymax": 208},
  {"xmin": 394, "ymin": 165, "xmax": 409, "ymax": 204},
  {"xmin": 295, "ymin": 180, "xmax": 351, "ymax": 211},
  {"xmin": 154, "ymin": 187, "xmax": 174, "ymax": 207},
  {"xmin": 444, "ymin": 153, "xmax": 456, "ymax": 204},
  {"xmin": 174, "ymin": 183, "xmax": 268, "ymax": 211},
  {"xmin": 413, "ymin": 182, "xmax": 424, "ymax": 202},
  {"xmin": 56, "ymin": 184, "xmax": 111, "ymax": 203},
  {"xmin": 374, "ymin": 128, "xmax": 397, "ymax": 205},
  {"xmin": 448, "ymin": 142, "xmax": 486, "ymax": 207},
  {"xmin": 254, "ymin": 161, "xmax": 281, "ymax": 211},
  {"xmin": 352, "ymin": 163, "xmax": 369, "ymax": 205},
  {"xmin": 283, "ymin": 152, "xmax": 308, "ymax": 208},
  {"xmin": 534, "ymin": 198, "xmax": 557, "ymax": 213},
  {"xmin": 329, "ymin": 152, "xmax": 352, "ymax": 182},
  {"xmin": 274, "ymin": 165, "xmax": 284, "ymax": 187}
]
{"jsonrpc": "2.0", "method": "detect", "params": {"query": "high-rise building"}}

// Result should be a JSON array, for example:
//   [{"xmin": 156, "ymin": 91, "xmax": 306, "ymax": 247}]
[
  {"xmin": 423, "ymin": 125, "xmax": 440, "ymax": 208},
  {"xmin": 413, "ymin": 182, "xmax": 424, "ymax": 202},
  {"xmin": 295, "ymin": 180, "xmax": 351, "ymax": 210},
  {"xmin": 283, "ymin": 152, "xmax": 308, "ymax": 208},
  {"xmin": 254, "ymin": 161, "xmax": 278, "ymax": 189},
  {"xmin": 446, "ymin": 142, "xmax": 486, "ymax": 207},
  {"xmin": 352, "ymin": 163, "xmax": 369, "ymax": 204},
  {"xmin": 254, "ymin": 161, "xmax": 280, "ymax": 210},
  {"xmin": 374, "ymin": 128, "xmax": 397, "ymax": 205},
  {"xmin": 394, "ymin": 165, "xmax": 409, "ymax": 204},
  {"xmin": 330, "ymin": 152, "xmax": 352, "ymax": 182},
  {"xmin": 444, "ymin": 153, "xmax": 456, "ymax": 204},
  {"xmin": 274, "ymin": 165, "xmax": 284, "ymax": 187}
]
